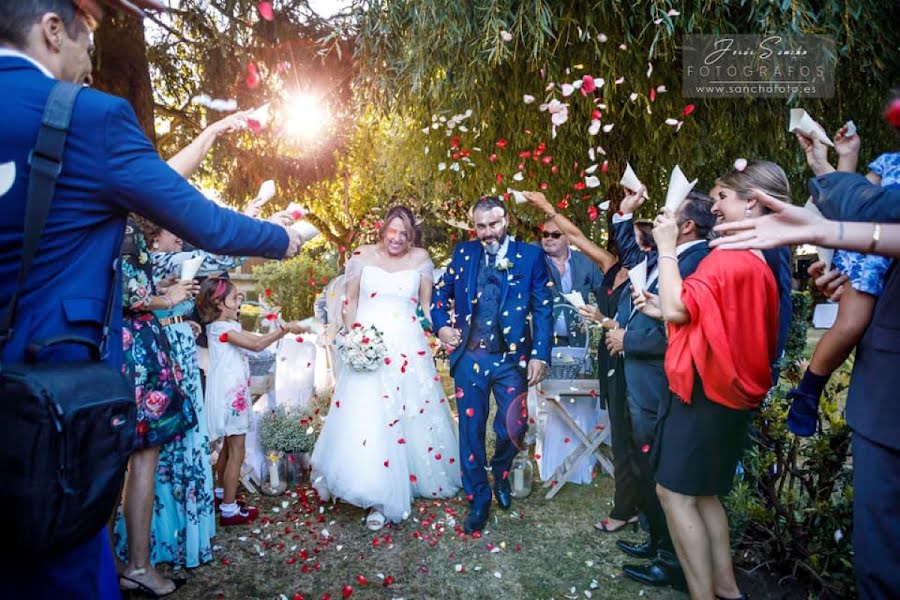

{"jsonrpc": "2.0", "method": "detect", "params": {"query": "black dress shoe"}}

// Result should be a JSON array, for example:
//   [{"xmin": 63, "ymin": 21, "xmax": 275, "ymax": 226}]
[
  {"xmin": 464, "ymin": 507, "xmax": 489, "ymax": 534},
  {"xmin": 622, "ymin": 557, "xmax": 687, "ymax": 592},
  {"xmin": 493, "ymin": 481, "xmax": 512, "ymax": 510},
  {"xmin": 616, "ymin": 538, "xmax": 656, "ymax": 559}
]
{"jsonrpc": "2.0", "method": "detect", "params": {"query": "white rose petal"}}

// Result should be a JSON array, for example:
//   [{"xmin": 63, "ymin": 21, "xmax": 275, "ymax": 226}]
[
  {"xmin": 597, "ymin": 33, "xmax": 608, "ymax": 42},
  {"xmin": 523, "ymin": 94, "xmax": 535, "ymax": 104},
  {"xmin": 500, "ymin": 30, "xmax": 513, "ymax": 42},
  {"xmin": 561, "ymin": 83, "xmax": 575, "ymax": 97},
  {"xmin": 602, "ymin": 123, "xmax": 614, "ymax": 133},
  {"xmin": 0, "ymin": 162, "xmax": 15, "ymax": 197},
  {"xmin": 665, "ymin": 118, "xmax": 679, "ymax": 126},
  {"xmin": 585, "ymin": 176, "xmax": 600, "ymax": 188}
]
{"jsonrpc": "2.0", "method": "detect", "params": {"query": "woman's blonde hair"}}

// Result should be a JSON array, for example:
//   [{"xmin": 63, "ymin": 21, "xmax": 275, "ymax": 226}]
[{"xmin": 715, "ymin": 160, "xmax": 790, "ymax": 208}]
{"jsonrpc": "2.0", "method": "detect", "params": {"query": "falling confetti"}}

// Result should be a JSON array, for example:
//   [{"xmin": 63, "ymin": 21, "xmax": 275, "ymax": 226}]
[{"xmin": 257, "ymin": 1, "xmax": 274, "ymax": 20}]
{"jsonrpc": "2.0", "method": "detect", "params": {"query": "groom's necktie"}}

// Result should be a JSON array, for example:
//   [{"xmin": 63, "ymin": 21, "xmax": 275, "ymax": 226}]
[{"xmin": 487, "ymin": 252, "xmax": 497, "ymax": 268}]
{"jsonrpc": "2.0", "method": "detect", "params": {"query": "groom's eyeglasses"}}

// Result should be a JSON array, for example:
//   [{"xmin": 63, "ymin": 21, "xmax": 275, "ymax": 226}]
[{"xmin": 541, "ymin": 231, "xmax": 564, "ymax": 239}]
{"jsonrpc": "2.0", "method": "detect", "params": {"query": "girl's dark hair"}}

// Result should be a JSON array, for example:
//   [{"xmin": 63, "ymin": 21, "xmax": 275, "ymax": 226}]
[
  {"xmin": 196, "ymin": 277, "xmax": 236, "ymax": 323},
  {"xmin": 130, "ymin": 213, "xmax": 163, "ymax": 245},
  {"xmin": 379, "ymin": 205, "xmax": 422, "ymax": 247}
]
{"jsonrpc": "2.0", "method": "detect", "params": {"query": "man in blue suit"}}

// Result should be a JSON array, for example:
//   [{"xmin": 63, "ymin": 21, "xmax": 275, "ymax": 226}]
[
  {"xmin": 432, "ymin": 196, "xmax": 553, "ymax": 533},
  {"xmin": 608, "ymin": 191, "xmax": 713, "ymax": 590},
  {"xmin": 0, "ymin": 1, "xmax": 303, "ymax": 597},
  {"xmin": 807, "ymin": 171, "xmax": 900, "ymax": 600}
]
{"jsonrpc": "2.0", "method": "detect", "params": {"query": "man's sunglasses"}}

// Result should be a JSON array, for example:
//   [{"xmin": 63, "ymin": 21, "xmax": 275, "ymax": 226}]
[{"xmin": 541, "ymin": 231, "xmax": 564, "ymax": 239}]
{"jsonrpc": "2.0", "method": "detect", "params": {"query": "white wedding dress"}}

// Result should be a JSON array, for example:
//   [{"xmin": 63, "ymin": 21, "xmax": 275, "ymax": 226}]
[{"xmin": 310, "ymin": 262, "xmax": 461, "ymax": 522}]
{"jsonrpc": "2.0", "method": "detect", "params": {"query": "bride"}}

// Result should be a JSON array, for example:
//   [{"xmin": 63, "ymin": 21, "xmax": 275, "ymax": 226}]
[{"xmin": 310, "ymin": 206, "xmax": 461, "ymax": 530}]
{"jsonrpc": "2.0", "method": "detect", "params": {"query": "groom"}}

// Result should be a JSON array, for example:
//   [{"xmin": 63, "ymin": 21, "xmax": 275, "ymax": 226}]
[{"xmin": 433, "ymin": 196, "xmax": 552, "ymax": 533}]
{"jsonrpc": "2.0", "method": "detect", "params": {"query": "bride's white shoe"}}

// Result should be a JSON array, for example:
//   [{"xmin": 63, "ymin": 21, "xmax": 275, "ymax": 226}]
[{"xmin": 366, "ymin": 509, "xmax": 386, "ymax": 531}]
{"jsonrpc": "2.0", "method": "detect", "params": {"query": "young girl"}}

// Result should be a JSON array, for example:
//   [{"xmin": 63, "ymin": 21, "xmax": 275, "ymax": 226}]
[{"xmin": 197, "ymin": 277, "xmax": 306, "ymax": 525}]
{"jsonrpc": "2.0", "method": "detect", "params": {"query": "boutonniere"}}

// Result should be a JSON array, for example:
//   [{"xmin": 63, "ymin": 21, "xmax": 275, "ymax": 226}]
[{"xmin": 496, "ymin": 257, "xmax": 513, "ymax": 271}]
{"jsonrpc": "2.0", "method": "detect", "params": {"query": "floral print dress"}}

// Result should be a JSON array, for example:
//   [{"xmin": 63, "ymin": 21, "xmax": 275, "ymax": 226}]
[
  {"xmin": 115, "ymin": 249, "xmax": 241, "ymax": 568},
  {"xmin": 120, "ymin": 220, "xmax": 194, "ymax": 450},
  {"xmin": 205, "ymin": 320, "xmax": 252, "ymax": 439}
]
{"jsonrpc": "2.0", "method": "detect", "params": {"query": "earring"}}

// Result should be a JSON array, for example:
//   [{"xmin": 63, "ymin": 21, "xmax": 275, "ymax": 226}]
[{"xmin": 744, "ymin": 207, "xmax": 752, "ymax": 217}]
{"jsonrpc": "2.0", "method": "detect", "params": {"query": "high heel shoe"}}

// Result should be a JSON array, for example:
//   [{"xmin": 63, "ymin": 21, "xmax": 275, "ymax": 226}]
[{"xmin": 593, "ymin": 515, "xmax": 639, "ymax": 533}]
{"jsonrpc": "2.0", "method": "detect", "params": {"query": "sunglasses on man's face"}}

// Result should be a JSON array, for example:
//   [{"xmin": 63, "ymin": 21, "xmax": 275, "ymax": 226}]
[{"xmin": 541, "ymin": 231, "xmax": 564, "ymax": 239}]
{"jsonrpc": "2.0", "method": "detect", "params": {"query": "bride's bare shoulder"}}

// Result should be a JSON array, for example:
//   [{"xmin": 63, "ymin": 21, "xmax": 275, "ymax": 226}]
[{"xmin": 410, "ymin": 247, "xmax": 432, "ymax": 262}]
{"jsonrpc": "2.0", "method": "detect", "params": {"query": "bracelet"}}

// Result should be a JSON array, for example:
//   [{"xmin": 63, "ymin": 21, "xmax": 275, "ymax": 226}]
[
  {"xmin": 866, "ymin": 223, "xmax": 881, "ymax": 253},
  {"xmin": 659, "ymin": 254, "xmax": 678, "ymax": 263},
  {"xmin": 161, "ymin": 295, "xmax": 174, "ymax": 308}
]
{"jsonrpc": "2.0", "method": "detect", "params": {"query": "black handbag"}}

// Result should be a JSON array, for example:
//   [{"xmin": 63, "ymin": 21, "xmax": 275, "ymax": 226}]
[{"xmin": 0, "ymin": 82, "xmax": 136, "ymax": 562}]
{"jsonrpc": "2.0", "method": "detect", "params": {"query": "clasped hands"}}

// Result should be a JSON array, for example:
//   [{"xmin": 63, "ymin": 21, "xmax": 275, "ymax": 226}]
[{"xmin": 437, "ymin": 326, "xmax": 547, "ymax": 385}]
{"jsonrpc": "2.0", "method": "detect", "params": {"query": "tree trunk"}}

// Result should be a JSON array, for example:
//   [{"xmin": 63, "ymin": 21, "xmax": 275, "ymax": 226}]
[{"xmin": 92, "ymin": 15, "xmax": 156, "ymax": 143}]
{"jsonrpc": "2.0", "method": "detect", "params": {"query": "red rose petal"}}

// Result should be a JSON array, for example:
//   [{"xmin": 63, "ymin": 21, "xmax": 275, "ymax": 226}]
[
  {"xmin": 682, "ymin": 104, "xmax": 695, "ymax": 116},
  {"xmin": 383, "ymin": 460, "xmax": 389, "ymax": 467},
  {"xmin": 641, "ymin": 444, "xmax": 650, "ymax": 453},
  {"xmin": 409, "ymin": 474, "xmax": 417, "ymax": 483},
  {"xmin": 341, "ymin": 585, "xmax": 353, "ymax": 599},
  {"xmin": 465, "ymin": 408, "xmax": 475, "ymax": 417},
  {"xmin": 384, "ymin": 357, "xmax": 392, "ymax": 365},
  {"xmin": 218, "ymin": 333, "xmax": 229, "ymax": 342},
  {"xmin": 356, "ymin": 575, "xmax": 367, "ymax": 585},
  {"xmin": 257, "ymin": 1, "xmax": 274, "ymax": 20}
]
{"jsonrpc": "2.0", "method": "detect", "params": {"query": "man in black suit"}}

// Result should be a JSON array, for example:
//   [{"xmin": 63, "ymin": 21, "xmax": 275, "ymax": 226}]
[
  {"xmin": 808, "ymin": 171, "xmax": 900, "ymax": 600},
  {"xmin": 608, "ymin": 190, "xmax": 715, "ymax": 589}
]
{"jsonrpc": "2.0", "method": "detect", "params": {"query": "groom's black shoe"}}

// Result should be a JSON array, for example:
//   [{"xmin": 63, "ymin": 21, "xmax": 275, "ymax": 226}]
[
  {"xmin": 616, "ymin": 537, "xmax": 656, "ymax": 559},
  {"xmin": 622, "ymin": 550, "xmax": 687, "ymax": 592},
  {"xmin": 464, "ymin": 506, "xmax": 490, "ymax": 534},
  {"xmin": 493, "ymin": 480, "xmax": 512, "ymax": 510}
]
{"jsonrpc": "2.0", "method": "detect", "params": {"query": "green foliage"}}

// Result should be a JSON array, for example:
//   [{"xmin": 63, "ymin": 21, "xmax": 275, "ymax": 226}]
[
  {"xmin": 355, "ymin": 0, "xmax": 900, "ymax": 252},
  {"xmin": 260, "ymin": 408, "xmax": 317, "ymax": 453},
  {"xmin": 238, "ymin": 302, "xmax": 262, "ymax": 332},
  {"xmin": 252, "ymin": 251, "xmax": 338, "ymax": 320},
  {"xmin": 783, "ymin": 290, "xmax": 813, "ymax": 376},
  {"xmin": 726, "ymin": 290, "xmax": 855, "ymax": 597}
]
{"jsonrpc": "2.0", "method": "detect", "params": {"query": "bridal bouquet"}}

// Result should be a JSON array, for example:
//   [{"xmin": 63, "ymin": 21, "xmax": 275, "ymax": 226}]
[{"xmin": 338, "ymin": 323, "xmax": 387, "ymax": 372}]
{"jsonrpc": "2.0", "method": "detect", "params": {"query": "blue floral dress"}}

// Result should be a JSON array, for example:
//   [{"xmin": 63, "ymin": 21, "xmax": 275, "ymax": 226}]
[
  {"xmin": 120, "ymin": 221, "xmax": 194, "ymax": 449},
  {"xmin": 831, "ymin": 153, "xmax": 900, "ymax": 296},
  {"xmin": 115, "ymin": 249, "xmax": 241, "ymax": 567}
]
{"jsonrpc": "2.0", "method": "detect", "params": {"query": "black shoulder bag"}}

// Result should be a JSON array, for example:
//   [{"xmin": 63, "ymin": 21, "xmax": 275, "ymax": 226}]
[{"xmin": 0, "ymin": 81, "xmax": 136, "ymax": 561}]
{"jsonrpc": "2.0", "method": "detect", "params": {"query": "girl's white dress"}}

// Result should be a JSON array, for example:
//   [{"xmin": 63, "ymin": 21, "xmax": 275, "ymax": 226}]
[
  {"xmin": 310, "ymin": 261, "xmax": 461, "ymax": 521},
  {"xmin": 205, "ymin": 320, "xmax": 251, "ymax": 439}
]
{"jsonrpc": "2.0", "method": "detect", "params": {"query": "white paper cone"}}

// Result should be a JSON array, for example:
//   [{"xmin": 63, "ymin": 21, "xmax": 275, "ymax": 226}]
[
  {"xmin": 257, "ymin": 180, "xmax": 276, "ymax": 203},
  {"xmin": 0, "ymin": 161, "xmax": 15, "ymax": 197},
  {"xmin": 788, "ymin": 108, "xmax": 834, "ymax": 146},
  {"xmin": 818, "ymin": 247, "xmax": 835, "ymax": 273},
  {"xmin": 628, "ymin": 258, "xmax": 648, "ymax": 293},
  {"xmin": 507, "ymin": 188, "xmax": 527, "ymax": 204},
  {"xmin": 290, "ymin": 220, "xmax": 319, "ymax": 243},
  {"xmin": 247, "ymin": 102, "xmax": 271, "ymax": 128},
  {"xmin": 664, "ymin": 165, "xmax": 697, "ymax": 213},
  {"xmin": 561, "ymin": 291, "xmax": 586, "ymax": 309},
  {"xmin": 180, "ymin": 256, "xmax": 205, "ymax": 282},
  {"xmin": 619, "ymin": 162, "xmax": 643, "ymax": 193},
  {"xmin": 286, "ymin": 202, "xmax": 305, "ymax": 218}
]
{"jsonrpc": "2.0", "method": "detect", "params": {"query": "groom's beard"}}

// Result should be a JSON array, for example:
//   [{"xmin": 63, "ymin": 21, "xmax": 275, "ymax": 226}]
[{"xmin": 482, "ymin": 233, "xmax": 507, "ymax": 254}]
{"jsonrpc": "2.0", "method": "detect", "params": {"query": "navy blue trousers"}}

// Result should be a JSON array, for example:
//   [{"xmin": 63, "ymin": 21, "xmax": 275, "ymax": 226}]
[
  {"xmin": 455, "ymin": 349, "xmax": 528, "ymax": 510},
  {"xmin": 2, "ymin": 527, "xmax": 120, "ymax": 599},
  {"xmin": 853, "ymin": 432, "xmax": 900, "ymax": 599}
]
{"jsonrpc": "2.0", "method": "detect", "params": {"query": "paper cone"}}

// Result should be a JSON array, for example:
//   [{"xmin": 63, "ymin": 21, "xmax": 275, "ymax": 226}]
[
  {"xmin": 257, "ymin": 180, "xmax": 276, "ymax": 203},
  {"xmin": 291, "ymin": 220, "xmax": 319, "ymax": 243},
  {"xmin": 247, "ymin": 102, "xmax": 271, "ymax": 128},
  {"xmin": 628, "ymin": 258, "xmax": 648, "ymax": 293},
  {"xmin": 0, "ymin": 161, "xmax": 14, "ymax": 197},
  {"xmin": 619, "ymin": 162, "xmax": 643, "ymax": 193},
  {"xmin": 286, "ymin": 202, "xmax": 306, "ymax": 218},
  {"xmin": 664, "ymin": 165, "xmax": 697, "ymax": 213},
  {"xmin": 844, "ymin": 120, "xmax": 857, "ymax": 137},
  {"xmin": 561, "ymin": 291, "xmax": 586, "ymax": 309},
  {"xmin": 180, "ymin": 256, "xmax": 205, "ymax": 282},
  {"xmin": 507, "ymin": 188, "xmax": 527, "ymax": 204},
  {"xmin": 818, "ymin": 247, "xmax": 835, "ymax": 273},
  {"xmin": 788, "ymin": 108, "xmax": 834, "ymax": 147}
]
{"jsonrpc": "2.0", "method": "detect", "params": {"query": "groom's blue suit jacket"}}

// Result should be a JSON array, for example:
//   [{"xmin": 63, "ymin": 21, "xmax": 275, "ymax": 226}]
[
  {"xmin": 432, "ymin": 238, "xmax": 553, "ymax": 375},
  {"xmin": 0, "ymin": 55, "xmax": 289, "ymax": 368}
]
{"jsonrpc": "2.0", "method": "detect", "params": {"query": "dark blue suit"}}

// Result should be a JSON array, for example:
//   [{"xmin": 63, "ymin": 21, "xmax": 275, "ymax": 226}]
[
  {"xmin": 810, "ymin": 172, "xmax": 900, "ymax": 599},
  {"xmin": 0, "ymin": 56, "xmax": 288, "ymax": 599},
  {"xmin": 432, "ymin": 238, "xmax": 552, "ymax": 509}
]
